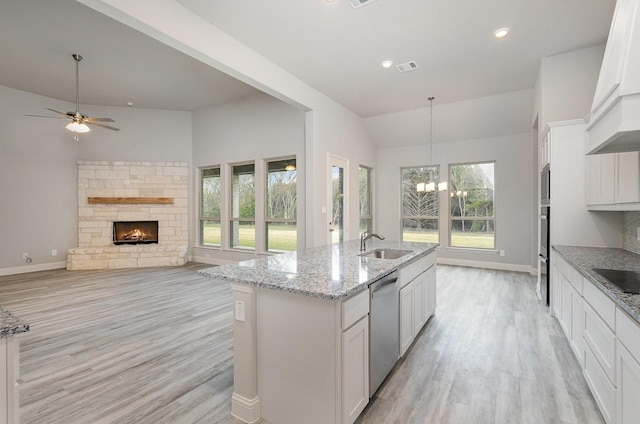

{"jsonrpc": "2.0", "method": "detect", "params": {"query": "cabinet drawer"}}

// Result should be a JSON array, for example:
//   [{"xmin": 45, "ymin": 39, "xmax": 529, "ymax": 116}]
[
  {"xmin": 584, "ymin": 278, "xmax": 615, "ymax": 329},
  {"xmin": 399, "ymin": 255, "xmax": 429, "ymax": 288},
  {"xmin": 584, "ymin": 301, "xmax": 616, "ymax": 385},
  {"xmin": 584, "ymin": 343, "xmax": 616, "ymax": 424},
  {"xmin": 342, "ymin": 289, "xmax": 369, "ymax": 330},
  {"xmin": 554, "ymin": 255, "xmax": 583, "ymax": 294},
  {"xmin": 616, "ymin": 307, "xmax": 640, "ymax": 357}
]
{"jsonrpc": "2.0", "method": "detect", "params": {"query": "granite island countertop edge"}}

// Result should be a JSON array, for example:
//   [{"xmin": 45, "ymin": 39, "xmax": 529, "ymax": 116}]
[
  {"xmin": 0, "ymin": 307, "xmax": 29, "ymax": 339},
  {"xmin": 199, "ymin": 241, "xmax": 439, "ymax": 300},
  {"xmin": 553, "ymin": 245, "xmax": 640, "ymax": 324}
]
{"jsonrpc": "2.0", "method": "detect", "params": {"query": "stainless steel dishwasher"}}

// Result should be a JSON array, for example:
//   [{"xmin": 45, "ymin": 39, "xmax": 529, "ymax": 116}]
[{"xmin": 369, "ymin": 270, "xmax": 399, "ymax": 395}]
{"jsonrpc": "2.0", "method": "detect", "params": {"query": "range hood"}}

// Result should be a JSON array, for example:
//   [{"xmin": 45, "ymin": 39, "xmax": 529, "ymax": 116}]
[{"xmin": 586, "ymin": 0, "xmax": 640, "ymax": 154}]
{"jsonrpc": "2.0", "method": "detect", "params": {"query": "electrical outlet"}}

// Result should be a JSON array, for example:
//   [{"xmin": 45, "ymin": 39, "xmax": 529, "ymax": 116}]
[
  {"xmin": 637, "ymin": 226, "xmax": 640, "ymax": 241},
  {"xmin": 22, "ymin": 252, "xmax": 28, "ymax": 259},
  {"xmin": 499, "ymin": 250, "xmax": 505, "ymax": 257},
  {"xmin": 51, "ymin": 249, "xmax": 58, "ymax": 257}
]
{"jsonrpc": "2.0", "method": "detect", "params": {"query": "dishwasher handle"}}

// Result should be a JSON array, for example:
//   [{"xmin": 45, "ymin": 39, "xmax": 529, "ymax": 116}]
[{"xmin": 370, "ymin": 276, "xmax": 398, "ymax": 297}]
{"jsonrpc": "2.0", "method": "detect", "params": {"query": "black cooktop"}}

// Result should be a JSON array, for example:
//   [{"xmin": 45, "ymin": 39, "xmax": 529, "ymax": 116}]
[{"xmin": 593, "ymin": 268, "xmax": 640, "ymax": 294}]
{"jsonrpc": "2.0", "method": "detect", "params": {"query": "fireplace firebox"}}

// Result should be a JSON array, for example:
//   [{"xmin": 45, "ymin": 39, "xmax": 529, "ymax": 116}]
[{"xmin": 113, "ymin": 221, "xmax": 159, "ymax": 245}]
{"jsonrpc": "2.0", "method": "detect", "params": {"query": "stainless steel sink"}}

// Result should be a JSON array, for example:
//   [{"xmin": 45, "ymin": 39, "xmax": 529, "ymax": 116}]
[{"xmin": 359, "ymin": 249, "xmax": 412, "ymax": 260}]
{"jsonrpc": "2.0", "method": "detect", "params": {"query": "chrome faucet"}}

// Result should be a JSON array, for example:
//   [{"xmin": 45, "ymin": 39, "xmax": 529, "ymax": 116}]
[{"xmin": 360, "ymin": 231, "xmax": 385, "ymax": 251}]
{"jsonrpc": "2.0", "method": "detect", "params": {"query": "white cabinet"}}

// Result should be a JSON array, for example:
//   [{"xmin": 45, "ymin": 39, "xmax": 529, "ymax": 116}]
[
  {"xmin": 0, "ymin": 335, "xmax": 20, "ymax": 424},
  {"xmin": 553, "ymin": 253, "xmax": 584, "ymax": 363},
  {"xmin": 399, "ymin": 282, "xmax": 414, "ymax": 357},
  {"xmin": 616, "ymin": 307, "xmax": 640, "ymax": 424},
  {"xmin": 342, "ymin": 316, "xmax": 369, "ymax": 424},
  {"xmin": 413, "ymin": 273, "xmax": 426, "ymax": 336},
  {"xmin": 582, "ymin": 281, "xmax": 617, "ymax": 424},
  {"xmin": 587, "ymin": 152, "xmax": 640, "ymax": 209},
  {"xmin": 399, "ymin": 254, "xmax": 436, "ymax": 358}
]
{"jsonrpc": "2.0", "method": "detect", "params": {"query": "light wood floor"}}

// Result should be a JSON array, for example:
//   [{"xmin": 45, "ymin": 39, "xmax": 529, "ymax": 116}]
[{"xmin": 0, "ymin": 264, "xmax": 603, "ymax": 424}]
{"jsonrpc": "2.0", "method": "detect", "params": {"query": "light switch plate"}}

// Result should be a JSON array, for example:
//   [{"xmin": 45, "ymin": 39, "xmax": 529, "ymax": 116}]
[{"xmin": 235, "ymin": 300, "xmax": 245, "ymax": 322}]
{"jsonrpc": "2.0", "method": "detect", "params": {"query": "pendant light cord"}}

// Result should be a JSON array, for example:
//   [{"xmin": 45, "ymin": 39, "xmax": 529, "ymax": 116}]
[{"xmin": 428, "ymin": 96, "xmax": 435, "ymax": 164}]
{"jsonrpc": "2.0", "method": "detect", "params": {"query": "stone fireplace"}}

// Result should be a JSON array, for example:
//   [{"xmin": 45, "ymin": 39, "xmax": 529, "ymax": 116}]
[{"xmin": 66, "ymin": 161, "xmax": 189, "ymax": 270}]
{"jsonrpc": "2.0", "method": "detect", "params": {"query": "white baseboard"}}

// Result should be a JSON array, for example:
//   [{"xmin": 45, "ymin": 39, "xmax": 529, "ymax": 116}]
[
  {"xmin": 0, "ymin": 261, "xmax": 67, "ymax": 277},
  {"xmin": 436, "ymin": 257, "xmax": 534, "ymax": 274},
  {"xmin": 231, "ymin": 392, "xmax": 261, "ymax": 424}
]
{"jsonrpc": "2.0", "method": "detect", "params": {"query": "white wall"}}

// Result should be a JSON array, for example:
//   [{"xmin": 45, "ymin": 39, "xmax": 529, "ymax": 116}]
[
  {"xmin": 376, "ymin": 131, "xmax": 533, "ymax": 272},
  {"xmin": 0, "ymin": 85, "xmax": 191, "ymax": 274},
  {"xmin": 190, "ymin": 92, "xmax": 305, "ymax": 263},
  {"xmin": 538, "ymin": 45, "xmax": 606, "ymax": 128}
]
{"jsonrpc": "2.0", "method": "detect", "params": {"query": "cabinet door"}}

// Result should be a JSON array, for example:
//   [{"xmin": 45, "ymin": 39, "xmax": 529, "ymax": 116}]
[
  {"xmin": 342, "ymin": 316, "xmax": 369, "ymax": 424},
  {"xmin": 560, "ymin": 273, "xmax": 571, "ymax": 338},
  {"xmin": 569, "ymin": 284, "xmax": 583, "ymax": 364},
  {"xmin": 616, "ymin": 151, "xmax": 640, "ymax": 203},
  {"xmin": 425, "ymin": 266, "xmax": 436, "ymax": 318},
  {"xmin": 399, "ymin": 283, "xmax": 414, "ymax": 357},
  {"xmin": 551, "ymin": 265, "xmax": 562, "ymax": 318},
  {"xmin": 617, "ymin": 341, "xmax": 640, "ymax": 424},
  {"xmin": 413, "ymin": 274, "xmax": 425, "ymax": 335}
]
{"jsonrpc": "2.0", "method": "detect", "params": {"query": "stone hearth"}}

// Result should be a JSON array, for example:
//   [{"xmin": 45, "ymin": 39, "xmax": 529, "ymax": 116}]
[{"xmin": 67, "ymin": 161, "xmax": 189, "ymax": 270}]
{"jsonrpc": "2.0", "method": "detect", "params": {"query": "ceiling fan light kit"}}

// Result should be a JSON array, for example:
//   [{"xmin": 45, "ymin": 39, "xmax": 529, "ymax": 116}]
[{"xmin": 27, "ymin": 53, "xmax": 119, "ymax": 141}]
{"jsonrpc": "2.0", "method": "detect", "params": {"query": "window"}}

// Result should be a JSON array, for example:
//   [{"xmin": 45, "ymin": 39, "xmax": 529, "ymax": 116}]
[
  {"xmin": 265, "ymin": 158, "xmax": 297, "ymax": 252},
  {"xmin": 449, "ymin": 162, "xmax": 495, "ymax": 249},
  {"xmin": 230, "ymin": 162, "xmax": 255, "ymax": 249},
  {"xmin": 200, "ymin": 167, "xmax": 221, "ymax": 246},
  {"xmin": 401, "ymin": 166, "xmax": 439, "ymax": 243},
  {"xmin": 359, "ymin": 166, "xmax": 372, "ymax": 235}
]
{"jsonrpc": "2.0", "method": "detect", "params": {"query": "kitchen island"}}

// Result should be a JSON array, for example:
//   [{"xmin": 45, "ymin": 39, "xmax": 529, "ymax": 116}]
[
  {"xmin": 199, "ymin": 240, "xmax": 438, "ymax": 424},
  {"xmin": 0, "ymin": 307, "xmax": 28, "ymax": 424}
]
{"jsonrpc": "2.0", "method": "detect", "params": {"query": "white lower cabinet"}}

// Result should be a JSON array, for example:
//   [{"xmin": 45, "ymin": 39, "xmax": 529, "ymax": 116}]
[
  {"xmin": 399, "ymin": 282, "xmax": 414, "ymax": 357},
  {"xmin": 616, "ymin": 341, "xmax": 640, "ymax": 424},
  {"xmin": 0, "ymin": 335, "xmax": 20, "ymax": 424},
  {"xmin": 399, "ymin": 264, "xmax": 436, "ymax": 357},
  {"xmin": 616, "ymin": 307, "xmax": 640, "ymax": 424},
  {"xmin": 342, "ymin": 316, "xmax": 369, "ymax": 424}
]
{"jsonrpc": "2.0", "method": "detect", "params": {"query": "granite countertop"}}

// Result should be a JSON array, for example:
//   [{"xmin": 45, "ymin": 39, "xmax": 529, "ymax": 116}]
[
  {"xmin": 0, "ymin": 307, "xmax": 29, "ymax": 338},
  {"xmin": 199, "ymin": 240, "xmax": 438, "ymax": 300},
  {"xmin": 553, "ymin": 245, "xmax": 640, "ymax": 323}
]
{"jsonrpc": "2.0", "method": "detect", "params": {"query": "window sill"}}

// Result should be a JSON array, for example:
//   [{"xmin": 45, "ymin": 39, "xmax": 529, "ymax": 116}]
[{"xmin": 446, "ymin": 247, "xmax": 498, "ymax": 254}]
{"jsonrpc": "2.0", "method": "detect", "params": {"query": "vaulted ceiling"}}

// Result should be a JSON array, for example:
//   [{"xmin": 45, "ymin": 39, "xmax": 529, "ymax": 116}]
[{"xmin": 0, "ymin": 0, "xmax": 615, "ymax": 118}]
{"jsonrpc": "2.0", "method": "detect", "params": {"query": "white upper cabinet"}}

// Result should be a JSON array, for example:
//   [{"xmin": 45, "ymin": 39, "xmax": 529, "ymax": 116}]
[{"xmin": 587, "ymin": 0, "xmax": 640, "ymax": 154}]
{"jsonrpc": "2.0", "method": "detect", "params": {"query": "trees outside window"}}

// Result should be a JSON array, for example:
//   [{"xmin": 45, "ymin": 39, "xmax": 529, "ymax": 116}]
[
  {"xmin": 401, "ymin": 166, "xmax": 439, "ymax": 243},
  {"xmin": 230, "ymin": 163, "xmax": 255, "ymax": 249},
  {"xmin": 359, "ymin": 166, "xmax": 373, "ymax": 235},
  {"xmin": 449, "ymin": 162, "xmax": 495, "ymax": 249},
  {"xmin": 266, "ymin": 158, "xmax": 297, "ymax": 251},
  {"xmin": 200, "ymin": 167, "xmax": 221, "ymax": 246}
]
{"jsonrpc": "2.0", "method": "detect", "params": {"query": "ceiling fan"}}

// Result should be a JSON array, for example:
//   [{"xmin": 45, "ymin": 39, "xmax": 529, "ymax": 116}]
[{"xmin": 26, "ymin": 53, "xmax": 119, "ymax": 141}]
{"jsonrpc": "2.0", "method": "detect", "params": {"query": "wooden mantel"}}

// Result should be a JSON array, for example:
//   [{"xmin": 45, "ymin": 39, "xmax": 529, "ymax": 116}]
[{"xmin": 87, "ymin": 197, "xmax": 174, "ymax": 205}]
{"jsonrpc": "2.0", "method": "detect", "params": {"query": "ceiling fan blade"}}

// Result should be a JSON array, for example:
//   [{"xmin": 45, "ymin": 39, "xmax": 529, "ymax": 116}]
[
  {"xmin": 84, "ymin": 117, "xmax": 115, "ymax": 123},
  {"xmin": 24, "ymin": 114, "xmax": 68, "ymax": 120},
  {"xmin": 88, "ymin": 122, "xmax": 120, "ymax": 131},
  {"xmin": 45, "ymin": 108, "xmax": 72, "ymax": 118}
]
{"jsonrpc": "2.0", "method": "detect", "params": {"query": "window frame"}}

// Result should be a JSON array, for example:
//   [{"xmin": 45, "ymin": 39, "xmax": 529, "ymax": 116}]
[
  {"xmin": 400, "ymin": 165, "xmax": 440, "ymax": 244},
  {"xmin": 199, "ymin": 166, "xmax": 222, "ymax": 247},
  {"xmin": 265, "ymin": 156, "xmax": 297, "ymax": 252},
  {"xmin": 359, "ymin": 165, "xmax": 373, "ymax": 236},
  {"xmin": 229, "ymin": 161, "xmax": 256, "ymax": 250},
  {"xmin": 448, "ymin": 161, "xmax": 496, "ymax": 250}
]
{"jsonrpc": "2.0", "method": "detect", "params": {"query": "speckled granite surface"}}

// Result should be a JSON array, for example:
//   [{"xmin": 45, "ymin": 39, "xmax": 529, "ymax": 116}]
[
  {"xmin": 553, "ymin": 245, "xmax": 640, "ymax": 323},
  {"xmin": 199, "ymin": 240, "xmax": 438, "ymax": 300},
  {"xmin": 0, "ymin": 307, "xmax": 29, "ymax": 338}
]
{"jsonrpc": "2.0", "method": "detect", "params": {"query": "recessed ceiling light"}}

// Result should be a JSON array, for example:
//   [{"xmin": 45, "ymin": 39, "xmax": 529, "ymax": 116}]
[
  {"xmin": 127, "ymin": 102, "xmax": 134, "ymax": 107},
  {"xmin": 381, "ymin": 60, "xmax": 393, "ymax": 69},
  {"xmin": 494, "ymin": 27, "xmax": 510, "ymax": 38}
]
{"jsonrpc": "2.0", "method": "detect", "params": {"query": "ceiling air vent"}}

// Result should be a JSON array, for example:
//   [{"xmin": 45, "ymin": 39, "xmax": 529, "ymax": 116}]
[
  {"xmin": 347, "ymin": 0, "xmax": 378, "ymax": 9},
  {"xmin": 396, "ymin": 61, "xmax": 418, "ymax": 72}
]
